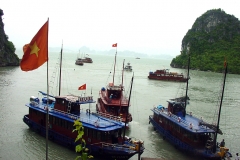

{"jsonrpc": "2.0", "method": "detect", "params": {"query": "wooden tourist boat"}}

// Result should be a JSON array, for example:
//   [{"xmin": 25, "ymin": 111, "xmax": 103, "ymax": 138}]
[
  {"xmin": 149, "ymin": 57, "xmax": 232, "ymax": 159},
  {"xmin": 96, "ymin": 45, "xmax": 133, "ymax": 126},
  {"xmin": 148, "ymin": 69, "xmax": 188, "ymax": 82},
  {"xmin": 75, "ymin": 58, "xmax": 84, "ymax": 66},
  {"xmin": 23, "ymin": 91, "xmax": 144, "ymax": 159}
]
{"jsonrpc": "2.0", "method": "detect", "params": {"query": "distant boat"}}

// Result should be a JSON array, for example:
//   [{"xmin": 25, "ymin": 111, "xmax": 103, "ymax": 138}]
[
  {"xmin": 124, "ymin": 62, "xmax": 132, "ymax": 71},
  {"xmin": 75, "ymin": 52, "xmax": 92, "ymax": 65},
  {"xmin": 80, "ymin": 53, "xmax": 93, "ymax": 63},
  {"xmin": 75, "ymin": 58, "xmax": 84, "ymax": 66},
  {"xmin": 148, "ymin": 69, "xmax": 189, "ymax": 82},
  {"xmin": 136, "ymin": 57, "xmax": 140, "ymax": 59}
]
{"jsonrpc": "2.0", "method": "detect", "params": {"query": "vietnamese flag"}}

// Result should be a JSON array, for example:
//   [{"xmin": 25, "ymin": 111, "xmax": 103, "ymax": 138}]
[
  {"xmin": 112, "ymin": 43, "xmax": 117, "ymax": 47},
  {"xmin": 20, "ymin": 20, "xmax": 49, "ymax": 71},
  {"xmin": 78, "ymin": 84, "xmax": 86, "ymax": 90}
]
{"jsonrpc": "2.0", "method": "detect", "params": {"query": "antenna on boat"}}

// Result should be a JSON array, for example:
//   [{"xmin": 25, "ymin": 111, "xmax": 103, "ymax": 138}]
[
  {"xmin": 184, "ymin": 52, "xmax": 190, "ymax": 110},
  {"xmin": 123, "ymin": 72, "xmax": 134, "ymax": 142},
  {"xmin": 59, "ymin": 41, "xmax": 63, "ymax": 96},
  {"xmin": 213, "ymin": 60, "xmax": 228, "ymax": 152}
]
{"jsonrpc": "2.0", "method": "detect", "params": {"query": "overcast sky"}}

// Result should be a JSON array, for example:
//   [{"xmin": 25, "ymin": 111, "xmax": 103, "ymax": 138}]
[{"xmin": 1, "ymin": 0, "xmax": 240, "ymax": 56}]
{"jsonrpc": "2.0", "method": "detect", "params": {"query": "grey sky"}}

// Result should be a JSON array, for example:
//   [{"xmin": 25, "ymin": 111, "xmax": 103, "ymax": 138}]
[{"xmin": 2, "ymin": 0, "xmax": 240, "ymax": 56}]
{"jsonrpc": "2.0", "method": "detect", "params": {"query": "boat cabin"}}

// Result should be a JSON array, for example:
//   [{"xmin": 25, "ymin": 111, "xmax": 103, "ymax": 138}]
[{"xmin": 167, "ymin": 97, "xmax": 187, "ymax": 117}]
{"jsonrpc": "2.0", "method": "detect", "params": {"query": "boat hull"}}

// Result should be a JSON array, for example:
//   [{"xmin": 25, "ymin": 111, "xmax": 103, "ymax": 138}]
[
  {"xmin": 149, "ymin": 115, "xmax": 230, "ymax": 160},
  {"xmin": 23, "ymin": 114, "xmax": 142, "ymax": 160},
  {"xmin": 148, "ymin": 75, "xmax": 188, "ymax": 82}
]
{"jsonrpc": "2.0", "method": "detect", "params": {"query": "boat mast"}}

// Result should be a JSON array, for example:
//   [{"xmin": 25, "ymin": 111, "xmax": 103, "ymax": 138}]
[
  {"xmin": 213, "ymin": 61, "xmax": 228, "ymax": 152},
  {"xmin": 113, "ymin": 48, "xmax": 117, "ymax": 84},
  {"xmin": 123, "ymin": 73, "xmax": 134, "ymax": 141},
  {"xmin": 58, "ymin": 42, "xmax": 63, "ymax": 96},
  {"xmin": 184, "ymin": 53, "xmax": 190, "ymax": 109},
  {"xmin": 119, "ymin": 60, "xmax": 125, "ymax": 114}
]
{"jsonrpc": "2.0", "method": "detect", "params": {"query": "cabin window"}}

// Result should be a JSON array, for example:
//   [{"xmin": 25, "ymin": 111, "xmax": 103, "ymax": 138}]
[
  {"xmin": 88, "ymin": 129, "xmax": 93, "ymax": 137},
  {"xmin": 93, "ymin": 130, "xmax": 97, "ymax": 139},
  {"xmin": 68, "ymin": 121, "xmax": 72, "ymax": 130},
  {"xmin": 49, "ymin": 115, "xmax": 52, "ymax": 124},
  {"xmin": 97, "ymin": 131, "xmax": 101, "ymax": 140},
  {"xmin": 53, "ymin": 117, "xmax": 55, "ymax": 125},
  {"xmin": 101, "ymin": 132, "xmax": 107, "ymax": 141},
  {"xmin": 55, "ymin": 117, "xmax": 59, "ymax": 126},
  {"xmin": 64, "ymin": 120, "xmax": 67, "ymax": 128},
  {"xmin": 85, "ymin": 127, "xmax": 88, "ymax": 136}
]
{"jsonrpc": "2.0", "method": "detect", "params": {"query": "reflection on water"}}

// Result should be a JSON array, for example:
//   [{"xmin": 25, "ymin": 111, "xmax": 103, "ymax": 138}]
[{"xmin": 0, "ymin": 53, "xmax": 240, "ymax": 160}]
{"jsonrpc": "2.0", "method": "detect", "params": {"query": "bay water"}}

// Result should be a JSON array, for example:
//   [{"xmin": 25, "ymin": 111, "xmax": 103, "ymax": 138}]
[{"xmin": 0, "ymin": 51, "xmax": 239, "ymax": 160}]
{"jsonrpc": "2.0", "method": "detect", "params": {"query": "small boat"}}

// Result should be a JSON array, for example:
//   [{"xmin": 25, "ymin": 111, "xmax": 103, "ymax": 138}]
[
  {"xmin": 75, "ymin": 58, "xmax": 84, "ymax": 66},
  {"xmin": 148, "ymin": 69, "xmax": 189, "ymax": 82},
  {"xmin": 149, "ymin": 56, "xmax": 232, "ymax": 159},
  {"xmin": 136, "ymin": 57, "xmax": 140, "ymax": 59},
  {"xmin": 124, "ymin": 62, "xmax": 133, "ymax": 72},
  {"xmin": 96, "ymin": 49, "xmax": 133, "ymax": 125},
  {"xmin": 23, "ymin": 48, "xmax": 144, "ymax": 160},
  {"xmin": 75, "ymin": 52, "xmax": 92, "ymax": 65},
  {"xmin": 82, "ymin": 56, "xmax": 93, "ymax": 63}
]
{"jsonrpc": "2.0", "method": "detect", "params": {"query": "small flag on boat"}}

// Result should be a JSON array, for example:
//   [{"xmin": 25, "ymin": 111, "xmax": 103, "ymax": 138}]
[
  {"xmin": 78, "ymin": 84, "xmax": 86, "ymax": 90},
  {"xmin": 20, "ymin": 20, "xmax": 49, "ymax": 71},
  {"xmin": 112, "ymin": 43, "xmax": 117, "ymax": 47}
]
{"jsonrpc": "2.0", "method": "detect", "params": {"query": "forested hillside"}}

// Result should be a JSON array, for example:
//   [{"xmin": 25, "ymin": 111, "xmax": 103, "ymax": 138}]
[{"xmin": 171, "ymin": 9, "xmax": 240, "ymax": 74}]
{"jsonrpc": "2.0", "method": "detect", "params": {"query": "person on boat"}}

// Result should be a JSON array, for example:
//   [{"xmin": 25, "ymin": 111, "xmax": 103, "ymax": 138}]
[
  {"xmin": 220, "ymin": 139, "xmax": 225, "ymax": 147},
  {"xmin": 108, "ymin": 94, "xmax": 113, "ymax": 103},
  {"xmin": 235, "ymin": 153, "xmax": 240, "ymax": 160}
]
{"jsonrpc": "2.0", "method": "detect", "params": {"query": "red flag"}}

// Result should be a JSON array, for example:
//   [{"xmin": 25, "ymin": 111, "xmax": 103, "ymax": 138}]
[
  {"xmin": 20, "ymin": 20, "xmax": 49, "ymax": 71},
  {"xmin": 112, "ymin": 43, "xmax": 117, "ymax": 47},
  {"xmin": 78, "ymin": 84, "xmax": 86, "ymax": 90}
]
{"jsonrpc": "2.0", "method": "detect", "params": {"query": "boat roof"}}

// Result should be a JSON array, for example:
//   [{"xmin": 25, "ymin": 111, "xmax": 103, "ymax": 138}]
[{"xmin": 151, "ymin": 106, "xmax": 216, "ymax": 134}]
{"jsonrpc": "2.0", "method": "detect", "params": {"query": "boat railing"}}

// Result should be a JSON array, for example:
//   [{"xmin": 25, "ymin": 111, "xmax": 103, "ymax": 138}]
[
  {"xmin": 52, "ymin": 109, "xmax": 114, "ymax": 127},
  {"xmin": 94, "ymin": 111, "xmax": 123, "ymax": 122},
  {"xmin": 153, "ymin": 107, "xmax": 189, "ymax": 127}
]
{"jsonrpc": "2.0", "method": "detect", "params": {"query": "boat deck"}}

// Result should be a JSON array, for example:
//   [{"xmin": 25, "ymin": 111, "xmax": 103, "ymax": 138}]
[{"xmin": 151, "ymin": 107, "xmax": 215, "ymax": 133}]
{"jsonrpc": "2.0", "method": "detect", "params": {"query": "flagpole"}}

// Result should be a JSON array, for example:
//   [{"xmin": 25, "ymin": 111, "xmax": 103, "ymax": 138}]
[{"xmin": 46, "ymin": 18, "xmax": 49, "ymax": 160}]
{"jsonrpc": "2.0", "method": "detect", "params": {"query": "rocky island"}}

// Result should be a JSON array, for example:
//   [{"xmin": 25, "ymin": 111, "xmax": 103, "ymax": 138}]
[{"xmin": 0, "ymin": 9, "xmax": 19, "ymax": 67}]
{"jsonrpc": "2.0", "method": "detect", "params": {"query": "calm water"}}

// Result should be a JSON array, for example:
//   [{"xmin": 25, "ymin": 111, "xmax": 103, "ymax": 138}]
[{"xmin": 0, "ymin": 51, "xmax": 240, "ymax": 160}]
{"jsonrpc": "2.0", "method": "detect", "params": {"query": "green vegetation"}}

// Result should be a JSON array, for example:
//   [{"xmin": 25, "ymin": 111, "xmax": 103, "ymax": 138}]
[
  {"xmin": 72, "ymin": 120, "xmax": 93, "ymax": 160},
  {"xmin": 170, "ymin": 9, "xmax": 240, "ymax": 74}
]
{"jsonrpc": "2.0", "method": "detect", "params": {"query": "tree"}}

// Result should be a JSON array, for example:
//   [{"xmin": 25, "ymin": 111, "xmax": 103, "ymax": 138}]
[{"xmin": 72, "ymin": 120, "xmax": 94, "ymax": 160}]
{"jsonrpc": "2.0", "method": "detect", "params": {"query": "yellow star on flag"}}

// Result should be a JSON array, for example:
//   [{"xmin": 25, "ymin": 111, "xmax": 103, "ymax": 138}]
[{"xmin": 29, "ymin": 41, "xmax": 40, "ymax": 57}]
